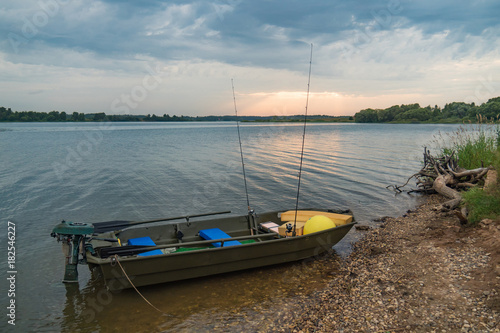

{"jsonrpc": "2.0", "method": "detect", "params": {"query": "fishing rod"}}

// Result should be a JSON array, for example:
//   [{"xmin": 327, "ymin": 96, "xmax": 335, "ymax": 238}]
[
  {"xmin": 91, "ymin": 211, "xmax": 232, "ymax": 233},
  {"xmin": 293, "ymin": 43, "xmax": 313, "ymax": 236},
  {"xmin": 231, "ymin": 79, "xmax": 251, "ymax": 212},
  {"xmin": 232, "ymin": 79, "xmax": 258, "ymax": 233}
]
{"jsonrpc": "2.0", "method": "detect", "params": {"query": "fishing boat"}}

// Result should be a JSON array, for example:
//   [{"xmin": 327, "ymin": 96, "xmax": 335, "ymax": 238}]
[
  {"xmin": 50, "ymin": 45, "xmax": 355, "ymax": 291},
  {"xmin": 51, "ymin": 209, "xmax": 355, "ymax": 291}
]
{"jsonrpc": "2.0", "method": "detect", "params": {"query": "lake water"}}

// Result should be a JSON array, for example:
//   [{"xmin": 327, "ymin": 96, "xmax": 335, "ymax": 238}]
[{"xmin": 0, "ymin": 122, "xmax": 461, "ymax": 332}]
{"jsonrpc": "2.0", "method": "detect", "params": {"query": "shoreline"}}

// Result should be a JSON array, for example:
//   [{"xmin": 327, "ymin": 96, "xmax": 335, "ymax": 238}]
[
  {"xmin": 279, "ymin": 194, "xmax": 500, "ymax": 332},
  {"xmin": 228, "ymin": 194, "xmax": 500, "ymax": 332}
]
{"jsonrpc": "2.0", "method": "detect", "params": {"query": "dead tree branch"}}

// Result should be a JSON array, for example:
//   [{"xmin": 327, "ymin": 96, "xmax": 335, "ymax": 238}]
[{"xmin": 389, "ymin": 147, "xmax": 491, "ymax": 218}]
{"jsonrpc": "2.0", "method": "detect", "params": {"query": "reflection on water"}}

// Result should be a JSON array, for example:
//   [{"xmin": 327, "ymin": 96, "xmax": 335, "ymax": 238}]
[
  {"xmin": 58, "ymin": 251, "xmax": 342, "ymax": 332},
  {"xmin": 0, "ymin": 122, "xmax": 462, "ymax": 331}
]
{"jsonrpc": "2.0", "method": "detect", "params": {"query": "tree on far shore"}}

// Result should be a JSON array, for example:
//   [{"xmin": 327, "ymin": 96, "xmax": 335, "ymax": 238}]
[{"xmin": 354, "ymin": 97, "xmax": 500, "ymax": 123}]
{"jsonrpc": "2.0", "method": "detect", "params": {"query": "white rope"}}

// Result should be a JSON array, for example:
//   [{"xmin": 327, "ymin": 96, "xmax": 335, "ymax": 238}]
[{"xmin": 113, "ymin": 255, "xmax": 173, "ymax": 317}]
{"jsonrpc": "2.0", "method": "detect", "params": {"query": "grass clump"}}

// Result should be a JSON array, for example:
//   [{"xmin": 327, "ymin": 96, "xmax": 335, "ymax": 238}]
[
  {"xmin": 431, "ymin": 118, "xmax": 500, "ymax": 224},
  {"xmin": 463, "ymin": 149, "xmax": 500, "ymax": 224},
  {"xmin": 462, "ymin": 184, "xmax": 500, "ymax": 224},
  {"xmin": 433, "ymin": 121, "xmax": 500, "ymax": 169}
]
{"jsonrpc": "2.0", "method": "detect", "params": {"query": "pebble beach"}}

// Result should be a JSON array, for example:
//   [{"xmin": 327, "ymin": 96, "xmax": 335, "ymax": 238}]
[{"xmin": 218, "ymin": 195, "xmax": 500, "ymax": 332}]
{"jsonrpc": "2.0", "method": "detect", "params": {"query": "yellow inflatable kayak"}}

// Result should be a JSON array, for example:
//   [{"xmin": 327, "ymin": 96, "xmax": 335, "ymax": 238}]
[{"xmin": 280, "ymin": 210, "xmax": 353, "ymax": 226}]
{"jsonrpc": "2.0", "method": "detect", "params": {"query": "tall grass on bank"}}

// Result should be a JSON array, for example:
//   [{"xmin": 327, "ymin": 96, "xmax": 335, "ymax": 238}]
[
  {"xmin": 430, "ymin": 118, "xmax": 500, "ymax": 224},
  {"xmin": 431, "ymin": 120, "xmax": 500, "ymax": 170}
]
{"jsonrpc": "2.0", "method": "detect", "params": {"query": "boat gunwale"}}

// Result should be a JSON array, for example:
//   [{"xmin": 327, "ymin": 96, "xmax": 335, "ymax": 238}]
[
  {"xmin": 111, "ymin": 208, "xmax": 353, "ymax": 231},
  {"xmin": 87, "ymin": 221, "xmax": 356, "ymax": 265}
]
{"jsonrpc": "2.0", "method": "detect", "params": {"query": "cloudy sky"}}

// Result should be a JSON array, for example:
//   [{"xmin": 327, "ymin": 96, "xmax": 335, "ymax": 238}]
[{"xmin": 1, "ymin": 0, "xmax": 499, "ymax": 116}]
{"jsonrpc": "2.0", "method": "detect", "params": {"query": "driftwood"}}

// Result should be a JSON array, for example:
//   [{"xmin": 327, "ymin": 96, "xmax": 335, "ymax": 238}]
[{"xmin": 388, "ymin": 148, "xmax": 490, "ymax": 222}]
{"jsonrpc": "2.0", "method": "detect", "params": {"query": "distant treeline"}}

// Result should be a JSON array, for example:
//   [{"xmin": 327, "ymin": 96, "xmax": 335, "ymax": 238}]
[
  {"xmin": 0, "ymin": 107, "xmax": 353, "ymax": 122},
  {"xmin": 354, "ymin": 96, "xmax": 500, "ymax": 123},
  {"xmin": 3, "ymin": 96, "xmax": 499, "ymax": 123}
]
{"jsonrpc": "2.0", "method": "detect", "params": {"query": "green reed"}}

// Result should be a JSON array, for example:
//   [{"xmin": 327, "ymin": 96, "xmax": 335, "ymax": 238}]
[{"xmin": 431, "ymin": 117, "xmax": 500, "ymax": 170}]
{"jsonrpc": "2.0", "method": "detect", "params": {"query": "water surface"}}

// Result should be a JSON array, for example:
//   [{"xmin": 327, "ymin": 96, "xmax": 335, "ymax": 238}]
[{"xmin": 0, "ymin": 122, "xmax": 460, "ymax": 331}]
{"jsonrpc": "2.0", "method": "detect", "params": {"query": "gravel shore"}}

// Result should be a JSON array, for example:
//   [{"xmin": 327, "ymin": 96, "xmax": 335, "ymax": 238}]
[{"xmin": 262, "ymin": 195, "xmax": 500, "ymax": 332}]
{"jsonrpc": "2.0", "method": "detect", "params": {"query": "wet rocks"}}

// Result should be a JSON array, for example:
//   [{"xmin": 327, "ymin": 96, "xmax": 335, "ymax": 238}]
[{"xmin": 354, "ymin": 224, "xmax": 371, "ymax": 231}]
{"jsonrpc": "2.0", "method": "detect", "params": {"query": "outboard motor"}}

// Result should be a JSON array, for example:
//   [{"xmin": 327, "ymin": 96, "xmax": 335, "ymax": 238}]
[{"xmin": 51, "ymin": 220, "xmax": 94, "ymax": 283}]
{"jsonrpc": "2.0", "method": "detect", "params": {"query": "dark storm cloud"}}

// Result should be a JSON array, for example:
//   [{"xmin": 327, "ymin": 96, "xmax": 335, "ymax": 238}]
[
  {"xmin": 0, "ymin": 0, "xmax": 499, "ymax": 115},
  {"xmin": 2, "ymin": 0, "xmax": 498, "ymax": 68}
]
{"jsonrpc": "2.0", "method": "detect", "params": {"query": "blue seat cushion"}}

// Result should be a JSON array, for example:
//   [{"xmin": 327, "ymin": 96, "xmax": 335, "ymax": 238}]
[
  {"xmin": 128, "ymin": 236, "xmax": 156, "ymax": 246},
  {"xmin": 199, "ymin": 228, "xmax": 242, "ymax": 247},
  {"xmin": 138, "ymin": 249, "xmax": 163, "ymax": 256},
  {"xmin": 128, "ymin": 237, "xmax": 163, "ymax": 256}
]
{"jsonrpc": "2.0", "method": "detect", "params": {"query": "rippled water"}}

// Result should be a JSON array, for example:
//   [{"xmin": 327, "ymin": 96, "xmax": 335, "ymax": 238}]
[{"xmin": 0, "ymin": 122, "xmax": 461, "ymax": 332}]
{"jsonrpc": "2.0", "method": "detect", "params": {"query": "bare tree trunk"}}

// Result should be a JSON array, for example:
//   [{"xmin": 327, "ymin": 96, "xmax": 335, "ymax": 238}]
[{"xmin": 433, "ymin": 174, "xmax": 462, "ymax": 210}]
